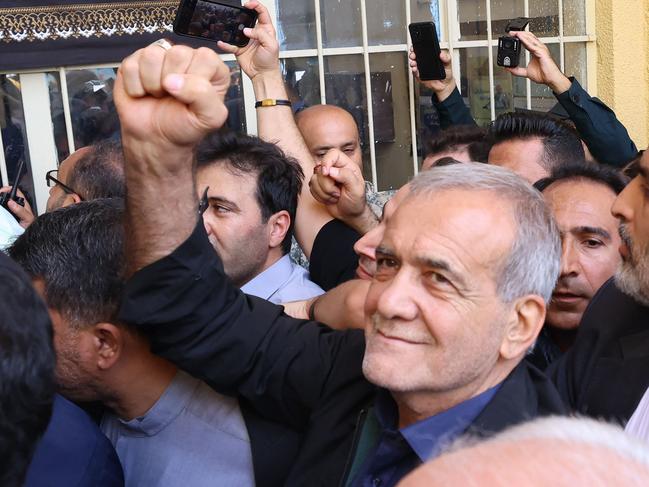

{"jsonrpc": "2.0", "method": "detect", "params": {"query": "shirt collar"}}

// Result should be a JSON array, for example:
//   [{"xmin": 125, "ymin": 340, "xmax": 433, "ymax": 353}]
[
  {"xmin": 374, "ymin": 384, "xmax": 501, "ymax": 462},
  {"xmin": 118, "ymin": 369, "xmax": 197, "ymax": 436},
  {"xmin": 240, "ymin": 254, "xmax": 293, "ymax": 301}
]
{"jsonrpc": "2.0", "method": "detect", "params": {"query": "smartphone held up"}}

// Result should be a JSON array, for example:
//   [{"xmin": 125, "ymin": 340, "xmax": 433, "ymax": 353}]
[
  {"xmin": 408, "ymin": 22, "xmax": 445, "ymax": 81},
  {"xmin": 173, "ymin": 0, "xmax": 258, "ymax": 47}
]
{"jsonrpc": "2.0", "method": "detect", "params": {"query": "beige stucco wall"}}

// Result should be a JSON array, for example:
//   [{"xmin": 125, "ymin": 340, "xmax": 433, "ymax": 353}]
[{"xmin": 595, "ymin": 0, "xmax": 649, "ymax": 149}]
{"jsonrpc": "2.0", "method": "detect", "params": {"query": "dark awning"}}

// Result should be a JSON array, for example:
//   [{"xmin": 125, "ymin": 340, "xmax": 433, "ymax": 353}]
[{"xmin": 0, "ymin": 0, "xmax": 230, "ymax": 71}]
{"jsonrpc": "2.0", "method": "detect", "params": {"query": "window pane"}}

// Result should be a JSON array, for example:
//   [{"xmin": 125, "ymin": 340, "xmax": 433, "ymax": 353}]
[
  {"xmin": 410, "ymin": 0, "xmax": 441, "ymax": 28},
  {"xmin": 370, "ymin": 52, "xmax": 413, "ymax": 191},
  {"xmin": 563, "ymin": 0, "xmax": 586, "ymax": 36},
  {"xmin": 320, "ymin": 0, "xmax": 362, "ymax": 48},
  {"xmin": 530, "ymin": 43, "xmax": 561, "ymax": 111},
  {"xmin": 564, "ymin": 42, "xmax": 587, "ymax": 89},
  {"xmin": 459, "ymin": 47, "xmax": 492, "ymax": 125},
  {"xmin": 529, "ymin": 0, "xmax": 559, "ymax": 37},
  {"xmin": 65, "ymin": 68, "xmax": 120, "ymax": 149},
  {"xmin": 414, "ymin": 81, "xmax": 439, "ymax": 164},
  {"xmin": 47, "ymin": 72, "xmax": 70, "ymax": 162},
  {"xmin": 491, "ymin": 47, "xmax": 527, "ymax": 117},
  {"xmin": 276, "ymin": 0, "xmax": 316, "ymax": 50},
  {"xmin": 281, "ymin": 57, "xmax": 321, "ymax": 110},
  {"xmin": 224, "ymin": 61, "xmax": 246, "ymax": 133},
  {"xmin": 489, "ymin": 0, "xmax": 525, "ymax": 37},
  {"xmin": 458, "ymin": 0, "xmax": 487, "ymax": 41},
  {"xmin": 368, "ymin": 3, "xmax": 406, "ymax": 46},
  {"xmin": 0, "ymin": 75, "xmax": 36, "ymax": 207},
  {"xmin": 323, "ymin": 55, "xmax": 371, "ymax": 179}
]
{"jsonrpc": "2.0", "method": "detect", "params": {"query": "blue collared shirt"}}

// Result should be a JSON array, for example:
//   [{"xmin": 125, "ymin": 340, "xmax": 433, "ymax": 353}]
[
  {"xmin": 101, "ymin": 370, "xmax": 255, "ymax": 487},
  {"xmin": 350, "ymin": 385, "xmax": 500, "ymax": 487},
  {"xmin": 241, "ymin": 254, "xmax": 324, "ymax": 304}
]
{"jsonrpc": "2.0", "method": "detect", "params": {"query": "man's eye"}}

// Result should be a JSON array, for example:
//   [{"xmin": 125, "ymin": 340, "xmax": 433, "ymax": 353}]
[
  {"xmin": 583, "ymin": 239, "xmax": 603, "ymax": 248},
  {"xmin": 343, "ymin": 148, "xmax": 356, "ymax": 154},
  {"xmin": 376, "ymin": 257, "xmax": 398, "ymax": 270},
  {"xmin": 428, "ymin": 272, "xmax": 451, "ymax": 286},
  {"xmin": 211, "ymin": 204, "xmax": 230, "ymax": 214}
]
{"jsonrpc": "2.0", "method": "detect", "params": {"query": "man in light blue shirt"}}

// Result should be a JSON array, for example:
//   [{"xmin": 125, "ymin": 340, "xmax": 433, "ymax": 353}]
[
  {"xmin": 10, "ymin": 200, "xmax": 255, "ymax": 487},
  {"xmin": 196, "ymin": 131, "xmax": 323, "ymax": 303}
]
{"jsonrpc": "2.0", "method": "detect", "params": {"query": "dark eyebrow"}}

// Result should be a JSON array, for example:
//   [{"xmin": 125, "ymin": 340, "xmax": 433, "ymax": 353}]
[
  {"xmin": 570, "ymin": 226, "xmax": 612, "ymax": 240},
  {"xmin": 208, "ymin": 196, "xmax": 240, "ymax": 212}
]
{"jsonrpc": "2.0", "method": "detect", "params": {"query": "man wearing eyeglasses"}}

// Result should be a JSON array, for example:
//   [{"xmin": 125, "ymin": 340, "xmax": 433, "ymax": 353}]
[{"xmin": 1, "ymin": 138, "xmax": 124, "ymax": 228}]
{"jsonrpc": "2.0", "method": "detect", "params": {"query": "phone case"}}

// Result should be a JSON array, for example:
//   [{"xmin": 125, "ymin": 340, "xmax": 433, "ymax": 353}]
[{"xmin": 409, "ymin": 22, "xmax": 446, "ymax": 81}]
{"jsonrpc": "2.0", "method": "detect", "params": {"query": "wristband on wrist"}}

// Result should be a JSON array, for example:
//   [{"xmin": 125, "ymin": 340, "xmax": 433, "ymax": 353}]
[
  {"xmin": 255, "ymin": 99, "xmax": 291, "ymax": 108},
  {"xmin": 307, "ymin": 297, "xmax": 319, "ymax": 321}
]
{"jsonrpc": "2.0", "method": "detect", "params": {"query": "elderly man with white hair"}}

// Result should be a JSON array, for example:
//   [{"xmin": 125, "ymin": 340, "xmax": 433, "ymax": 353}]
[
  {"xmin": 398, "ymin": 416, "xmax": 649, "ymax": 486},
  {"xmin": 111, "ymin": 36, "xmax": 568, "ymax": 486}
]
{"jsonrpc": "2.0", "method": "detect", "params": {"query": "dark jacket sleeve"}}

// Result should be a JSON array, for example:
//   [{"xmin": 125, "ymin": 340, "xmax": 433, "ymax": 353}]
[
  {"xmin": 309, "ymin": 219, "xmax": 361, "ymax": 291},
  {"xmin": 554, "ymin": 78, "xmax": 638, "ymax": 167},
  {"xmin": 433, "ymin": 87, "xmax": 478, "ymax": 129},
  {"xmin": 119, "ymin": 221, "xmax": 366, "ymax": 430}
]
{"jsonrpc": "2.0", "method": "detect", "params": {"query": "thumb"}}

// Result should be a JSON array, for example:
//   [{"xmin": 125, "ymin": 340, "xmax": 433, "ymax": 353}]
[
  {"xmin": 506, "ymin": 67, "xmax": 528, "ymax": 78},
  {"xmin": 163, "ymin": 73, "xmax": 230, "ymax": 131}
]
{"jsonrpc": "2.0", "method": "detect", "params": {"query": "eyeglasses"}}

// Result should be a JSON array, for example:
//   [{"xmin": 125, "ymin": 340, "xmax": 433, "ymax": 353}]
[{"xmin": 45, "ymin": 169, "xmax": 83, "ymax": 200}]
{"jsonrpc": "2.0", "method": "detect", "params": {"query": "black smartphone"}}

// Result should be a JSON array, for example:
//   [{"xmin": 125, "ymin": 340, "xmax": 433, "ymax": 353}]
[
  {"xmin": 408, "ymin": 22, "xmax": 446, "ymax": 81},
  {"xmin": 173, "ymin": 0, "xmax": 258, "ymax": 47}
]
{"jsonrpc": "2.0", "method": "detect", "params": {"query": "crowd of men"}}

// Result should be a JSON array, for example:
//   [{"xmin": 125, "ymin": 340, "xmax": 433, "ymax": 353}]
[{"xmin": 4, "ymin": 1, "xmax": 649, "ymax": 485}]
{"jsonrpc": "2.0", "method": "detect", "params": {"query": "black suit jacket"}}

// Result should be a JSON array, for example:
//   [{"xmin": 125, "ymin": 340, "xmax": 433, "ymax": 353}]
[
  {"xmin": 550, "ymin": 278, "xmax": 649, "ymax": 423},
  {"xmin": 120, "ymin": 222, "xmax": 566, "ymax": 486}
]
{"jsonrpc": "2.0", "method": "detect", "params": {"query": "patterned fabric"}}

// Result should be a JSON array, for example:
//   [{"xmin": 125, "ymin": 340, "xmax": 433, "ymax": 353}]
[{"xmin": 290, "ymin": 182, "xmax": 395, "ymax": 270}]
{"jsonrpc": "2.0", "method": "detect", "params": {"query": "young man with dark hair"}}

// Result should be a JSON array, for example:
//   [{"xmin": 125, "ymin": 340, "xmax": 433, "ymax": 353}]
[
  {"xmin": 0, "ymin": 254, "xmax": 54, "ymax": 487},
  {"xmin": 196, "ymin": 130, "xmax": 323, "ymax": 302},
  {"xmin": 527, "ymin": 163, "xmax": 628, "ymax": 369},
  {"xmin": 487, "ymin": 111, "xmax": 585, "ymax": 183},
  {"xmin": 422, "ymin": 125, "xmax": 489, "ymax": 169}
]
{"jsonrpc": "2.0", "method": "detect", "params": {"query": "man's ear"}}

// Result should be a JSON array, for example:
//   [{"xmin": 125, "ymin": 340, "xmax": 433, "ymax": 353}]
[
  {"xmin": 90, "ymin": 323, "xmax": 124, "ymax": 370},
  {"xmin": 499, "ymin": 295, "xmax": 546, "ymax": 360},
  {"xmin": 62, "ymin": 192, "xmax": 82, "ymax": 208},
  {"xmin": 268, "ymin": 210, "xmax": 290, "ymax": 249}
]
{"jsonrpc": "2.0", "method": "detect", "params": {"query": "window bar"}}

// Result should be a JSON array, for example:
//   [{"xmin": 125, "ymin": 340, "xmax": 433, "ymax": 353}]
[
  {"xmin": 558, "ymin": 0, "xmax": 565, "ymax": 72},
  {"xmin": 359, "ymin": 0, "xmax": 378, "ymax": 189},
  {"xmin": 405, "ymin": 0, "xmax": 419, "ymax": 176},
  {"xmin": 59, "ymin": 68, "xmax": 76, "ymax": 156},
  {"xmin": 0, "ymin": 129, "xmax": 8, "ymax": 186},
  {"xmin": 314, "ymin": 0, "xmax": 326, "ymax": 104},
  {"xmin": 525, "ymin": 0, "xmax": 532, "ymax": 109},
  {"xmin": 485, "ymin": 0, "xmax": 496, "ymax": 121},
  {"xmin": 444, "ymin": 0, "xmax": 461, "ymax": 91}
]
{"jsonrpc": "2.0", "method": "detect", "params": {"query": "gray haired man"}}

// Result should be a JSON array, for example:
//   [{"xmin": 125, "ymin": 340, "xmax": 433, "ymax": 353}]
[{"xmin": 114, "ymin": 38, "xmax": 567, "ymax": 487}]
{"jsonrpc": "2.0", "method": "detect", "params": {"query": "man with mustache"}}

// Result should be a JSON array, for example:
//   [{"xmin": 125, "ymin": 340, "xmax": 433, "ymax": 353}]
[
  {"xmin": 112, "ymin": 37, "xmax": 567, "ymax": 485},
  {"xmin": 527, "ymin": 163, "xmax": 627, "ymax": 369},
  {"xmin": 549, "ymin": 150, "xmax": 649, "ymax": 423}
]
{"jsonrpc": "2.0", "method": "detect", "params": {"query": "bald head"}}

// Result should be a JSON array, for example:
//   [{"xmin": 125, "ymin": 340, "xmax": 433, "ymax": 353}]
[
  {"xmin": 399, "ymin": 417, "xmax": 649, "ymax": 487},
  {"xmin": 296, "ymin": 105, "xmax": 362, "ymax": 168}
]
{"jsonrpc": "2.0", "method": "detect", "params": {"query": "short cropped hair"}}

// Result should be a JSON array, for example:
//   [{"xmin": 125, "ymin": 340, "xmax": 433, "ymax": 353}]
[
  {"xmin": 425, "ymin": 125, "xmax": 490, "ymax": 163},
  {"xmin": 67, "ymin": 138, "xmax": 125, "ymax": 200},
  {"xmin": 0, "ymin": 254, "xmax": 55, "ymax": 486},
  {"xmin": 488, "ymin": 112, "xmax": 585, "ymax": 172},
  {"xmin": 409, "ymin": 163, "xmax": 561, "ymax": 303},
  {"xmin": 196, "ymin": 131, "xmax": 304, "ymax": 254},
  {"xmin": 534, "ymin": 161, "xmax": 629, "ymax": 195},
  {"xmin": 9, "ymin": 199, "xmax": 125, "ymax": 330}
]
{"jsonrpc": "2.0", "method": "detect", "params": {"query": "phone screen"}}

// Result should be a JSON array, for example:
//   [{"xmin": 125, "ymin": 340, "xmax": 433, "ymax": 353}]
[{"xmin": 177, "ymin": 0, "xmax": 257, "ymax": 46}]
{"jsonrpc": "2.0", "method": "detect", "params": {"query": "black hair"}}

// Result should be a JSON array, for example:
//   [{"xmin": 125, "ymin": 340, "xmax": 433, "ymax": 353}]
[
  {"xmin": 425, "ymin": 125, "xmax": 490, "ymax": 163},
  {"xmin": 67, "ymin": 138, "xmax": 125, "ymax": 200},
  {"xmin": 0, "ymin": 254, "xmax": 55, "ymax": 486},
  {"xmin": 196, "ymin": 131, "xmax": 304, "ymax": 254},
  {"xmin": 488, "ymin": 112, "xmax": 585, "ymax": 171},
  {"xmin": 9, "ymin": 198, "xmax": 126, "ymax": 329},
  {"xmin": 534, "ymin": 161, "xmax": 629, "ymax": 195}
]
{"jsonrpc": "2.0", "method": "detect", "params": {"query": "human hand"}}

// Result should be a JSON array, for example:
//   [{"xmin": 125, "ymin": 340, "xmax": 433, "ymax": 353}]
[
  {"xmin": 409, "ymin": 48, "xmax": 456, "ymax": 102},
  {"xmin": 505, "ymin": 31, "xmax": 571, "ymax": 94},
  {"xmin": 309, "ymin": 149, "xmax": 367, "ymax": 219},
  {"xmin": 0, "ymin": 186, "xmax": 35, "ymax": 228},
  {"xmin": 114, "ymin": 40, "xmax": 231, "ymax": 168},
  {"xmin": 217, "ymin": 1, "xmax": 279, "ymax": 82}
]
